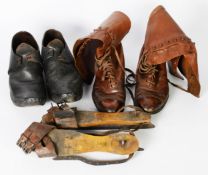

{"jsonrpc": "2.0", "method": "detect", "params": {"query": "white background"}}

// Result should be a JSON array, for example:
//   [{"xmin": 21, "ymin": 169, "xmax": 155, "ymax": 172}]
[{"xmin": 0, "ymin": 0, "xmax": 208, "ymax": 175}]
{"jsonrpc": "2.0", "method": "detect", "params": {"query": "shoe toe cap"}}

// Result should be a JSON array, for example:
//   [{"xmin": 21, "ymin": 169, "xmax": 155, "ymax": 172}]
[
  {"xmin": 98, "ymin": 99, "xmax": 123, "ymax": 112},
  {"xmin": 136, "ymin": 96, "xmax": 163, "ymax": 113}
]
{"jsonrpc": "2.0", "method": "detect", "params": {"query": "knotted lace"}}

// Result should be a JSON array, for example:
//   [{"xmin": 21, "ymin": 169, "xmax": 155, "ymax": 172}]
[
  {"xmin": 138, "ymin": 55, "xmax": 158, "ymax": 86},
  {"xmin": 95, "ymin": 46, "xmax": 124, "ymax": 88}
]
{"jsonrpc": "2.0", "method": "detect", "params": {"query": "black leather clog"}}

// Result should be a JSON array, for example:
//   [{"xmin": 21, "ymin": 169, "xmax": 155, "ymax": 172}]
[
  {"xmin": 8, "ymin": 32, "xmax": 46, "ymax": 106},
  {"xmin": 41, "ymin": 29, "xmax": 83, "ymax": 103}
]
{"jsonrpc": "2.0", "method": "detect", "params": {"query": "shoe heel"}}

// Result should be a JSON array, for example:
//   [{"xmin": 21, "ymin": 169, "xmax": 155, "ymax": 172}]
[
  {"xmin": 179, "ymin": 55, "xmax": 200, "ymax": 97},
  {"xmin": 168, "ymin": 55, "xmax": 200, "ymax": 97},
  {"xmin": 168, "ymin": 56, "xmax": 184, "ymax": 80}
]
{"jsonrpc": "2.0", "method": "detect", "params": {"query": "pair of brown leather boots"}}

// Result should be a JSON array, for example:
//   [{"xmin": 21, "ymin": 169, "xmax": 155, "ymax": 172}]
[{"xmin": 73, "ymin": 6, "xmax": 200, "ymax": 114}]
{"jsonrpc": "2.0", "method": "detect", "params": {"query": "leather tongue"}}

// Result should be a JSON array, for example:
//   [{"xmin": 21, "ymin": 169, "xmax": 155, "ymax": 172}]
[
  {"xmin": 47, "ymin": 39, "xmax": 64, "ymax": 53},
  {"xmin": 16, "ymin": 43, "xmax": 37, "ymax": 56}
]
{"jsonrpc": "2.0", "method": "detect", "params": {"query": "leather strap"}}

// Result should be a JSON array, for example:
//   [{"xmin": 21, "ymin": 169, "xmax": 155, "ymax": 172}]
[
  {"xmin": 53, "ymin": 153, "xmax": 134, "ymax": 166},
  {"xmin": 17, "ymin": 122, "xmax": 55, "ymax": 153},
  {"xmin": 125, "ymin": 68, "xmax": 137, "ymax": 104},
  {"xmin": 168, "ymin": 79, "xmax": 189, "ymax": 93}
]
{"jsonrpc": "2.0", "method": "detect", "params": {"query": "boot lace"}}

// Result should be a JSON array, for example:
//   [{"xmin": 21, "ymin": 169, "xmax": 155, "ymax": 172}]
[
  {"xmin": 95, "ymin": 46, "xmax": 124, "ymax": 88},
  {"xmin": 95, "ymin": 48, "xmax": 116, "ymax": 88},
  {"xmin": 139, "ymin": 55, "xmax": 158, "ymax": 86}
]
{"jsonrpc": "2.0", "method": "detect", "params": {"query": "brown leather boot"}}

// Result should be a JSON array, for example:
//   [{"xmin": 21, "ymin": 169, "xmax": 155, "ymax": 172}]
[
  {"xmin": 135, "ymin": 6, "xmax": 200, "ymax": 114},
  {"xmin": 73, "ymin": 11, "xmax": 131, "ymax": 112}
]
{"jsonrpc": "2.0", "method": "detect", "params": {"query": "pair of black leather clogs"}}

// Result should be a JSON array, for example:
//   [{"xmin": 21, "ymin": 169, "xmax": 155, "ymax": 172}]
[{"xmin": 8, "ymin": 29, "xmax": 83, "ymax": 107}]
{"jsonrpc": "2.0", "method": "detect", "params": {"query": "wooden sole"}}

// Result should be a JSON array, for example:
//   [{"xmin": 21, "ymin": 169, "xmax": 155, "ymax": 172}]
[{"xmin": 48, "ymin": 129, "xmax": 139, "ymax": 156}]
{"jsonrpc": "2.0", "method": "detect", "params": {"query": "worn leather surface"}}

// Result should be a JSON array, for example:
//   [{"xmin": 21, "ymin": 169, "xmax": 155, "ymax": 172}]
[
  {"xmin": 135, "ymin": 47, "xmax": 169, "ymax": 113},
  {"xmin": 42, "ymin": 29, "xmax": 83, "ymax": 103},
  {"xmin": 73, "ymin": 11, "xmax": 131, "ymax": 112},
  {"xmin": 135, "ymin": 6, "xmax": 200, "ymax": 113},
  {"xmin": 8, "ymin": 32, "xmax": 46, "ymax": 106},
  {"xmin": 17, "ymin": 122, "xmax": 55, "ymax": 154}
]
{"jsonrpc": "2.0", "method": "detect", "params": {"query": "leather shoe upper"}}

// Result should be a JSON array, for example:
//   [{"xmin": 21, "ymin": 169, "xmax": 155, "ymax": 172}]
[
  {"xmin": 135, "ymin": 5, "xmax": 200, "ymax": 113},
  {"xmin": 8, "ymin": 31, "xmax": 46, "ymax": 106},
  {"xmin": 73, "ymin": 11, "xmax": 131, "ymax": 112},
  {"xmin": 42, "ymin": 29, "xmax": 83, "ymax": 103}
]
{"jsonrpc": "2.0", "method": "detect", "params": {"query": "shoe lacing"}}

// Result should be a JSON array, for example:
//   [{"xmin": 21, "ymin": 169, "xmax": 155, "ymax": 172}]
[
  {"xmin": 138, "ymin": 55, "xmax": 191, "ymax": 94},
  {"xmin": 95, "ymin": 48, "xmax": 116, "ymax": 88},
  {"xmin": 139, "ymin": 55, "xmax": 158, "ymax": 86},
  {"xmin": 95, "ymin": 46, "xmax": 124, "ymax": 89}
]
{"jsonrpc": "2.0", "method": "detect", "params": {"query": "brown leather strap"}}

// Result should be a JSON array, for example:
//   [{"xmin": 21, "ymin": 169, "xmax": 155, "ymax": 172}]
[
  {"xmin": 53, "ymin": 153, "xmax": 134, "ymax": 166},
  {"xmin": 17, "ymin": 122, "xmax": 55, "ymax": 153}
]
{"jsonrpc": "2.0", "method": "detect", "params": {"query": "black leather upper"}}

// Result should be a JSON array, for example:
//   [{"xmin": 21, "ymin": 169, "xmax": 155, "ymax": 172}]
[
  {"xmin": 41, "ymin": 29, "xmax": 83, "ymax": 103},
  {"xmin": 8, "ymin": 32, "xmax": 46, "ymax": 106}
]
